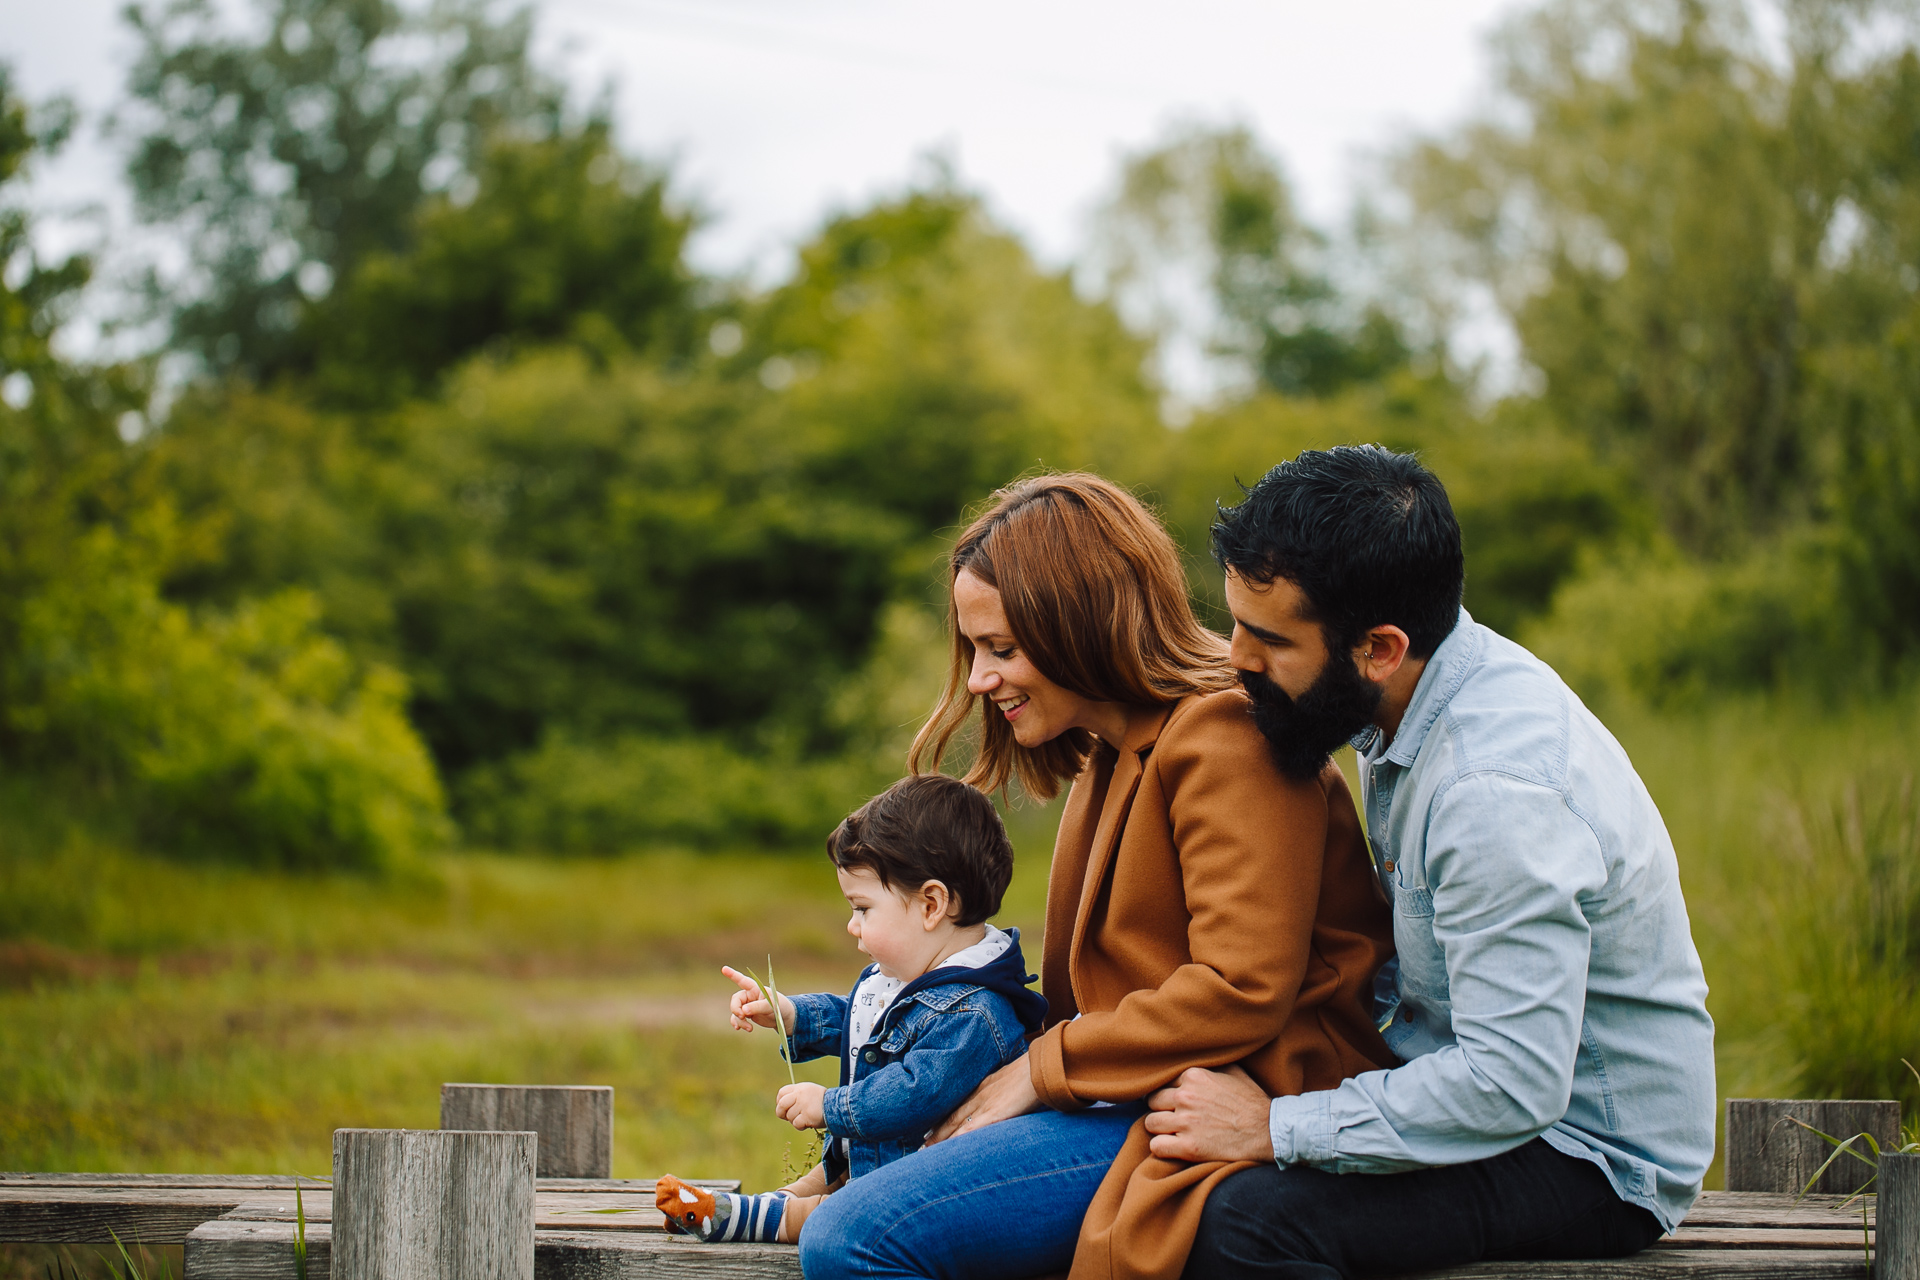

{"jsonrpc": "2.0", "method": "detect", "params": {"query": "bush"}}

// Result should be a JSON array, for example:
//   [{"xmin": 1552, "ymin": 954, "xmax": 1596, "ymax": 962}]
[
  {"xmin": 5, "ymin": 552, "xmax": 447, "ymax": 871},
  {"xmin": 458, "ymin": 733, "xmax": 886, "ymax": 854},
  {"xmin": 1520, "ymin": 534, "xmax": 1852, "ymax": 709}
]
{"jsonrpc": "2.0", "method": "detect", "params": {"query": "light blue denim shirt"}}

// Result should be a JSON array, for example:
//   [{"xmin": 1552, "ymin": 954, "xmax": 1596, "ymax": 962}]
[{"xmin": 1267, "ymin": 612, "xmax": 1716, "ymax": 1232}]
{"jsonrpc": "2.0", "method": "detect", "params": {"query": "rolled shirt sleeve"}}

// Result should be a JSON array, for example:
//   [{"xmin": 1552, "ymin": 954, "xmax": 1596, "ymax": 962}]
[{"xmin": 1271, "ymin": 771, "xmax": 1608, "ymax": 1173}]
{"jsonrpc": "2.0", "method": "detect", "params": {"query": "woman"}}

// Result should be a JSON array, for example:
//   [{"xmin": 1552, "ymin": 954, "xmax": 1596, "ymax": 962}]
[{"xmin": 799, "ymin": 474, "xmax": 1394, "ymax": 1280}]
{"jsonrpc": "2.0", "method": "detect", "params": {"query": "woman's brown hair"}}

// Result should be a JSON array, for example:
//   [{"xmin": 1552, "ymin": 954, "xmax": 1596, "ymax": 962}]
[{"xmin": 909, "ymin": 473, "xmax": 1235, "ymax": 800}]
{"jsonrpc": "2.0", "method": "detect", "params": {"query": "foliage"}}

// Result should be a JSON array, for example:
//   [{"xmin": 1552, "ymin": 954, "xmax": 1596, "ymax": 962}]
[
  {"xmin": 0, "ymin": 70, "xmax": 446, "ymax": 872},
  {"xmin": 1154, "ymin": 374, "xmax": 1639, "ymax": 637},
  {"xmin": 121, "ymin": 0, "xmax": 564, "ymax": 379},
  {"xmin": 306, "ymin": 123, "xmax": 694, "ymax": 406},
  {"xmin": 1398, "ymin": 0, "xmax": 1920, "ymax": 557},
  {"xmin": 1091, "ymin": 122, "xmax": 1411, "ymax": 401}
]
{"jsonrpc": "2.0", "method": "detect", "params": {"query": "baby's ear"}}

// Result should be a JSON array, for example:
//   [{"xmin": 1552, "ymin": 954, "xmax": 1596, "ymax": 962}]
[{"xmin": 919, "ymin": 879, "xmax": 960, "ymax": 928}]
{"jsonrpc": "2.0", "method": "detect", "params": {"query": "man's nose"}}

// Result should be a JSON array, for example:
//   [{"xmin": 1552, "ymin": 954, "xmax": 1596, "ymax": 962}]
[{"xmin": 1227, "ymin": 626, "xmax": 1263, "ymax": 673}]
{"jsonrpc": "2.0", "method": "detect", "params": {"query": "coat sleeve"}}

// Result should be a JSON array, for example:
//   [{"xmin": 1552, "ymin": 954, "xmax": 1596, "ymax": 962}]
[{"xmin": 1028, "ymin": 693, "xmax": 1330, "ymax": 1108}]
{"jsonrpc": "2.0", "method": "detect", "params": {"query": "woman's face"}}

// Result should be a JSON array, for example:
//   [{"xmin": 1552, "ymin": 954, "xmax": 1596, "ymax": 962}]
[{"xmin": 954, "ymin": 568, "xmax": 1103, "ymax": 748}]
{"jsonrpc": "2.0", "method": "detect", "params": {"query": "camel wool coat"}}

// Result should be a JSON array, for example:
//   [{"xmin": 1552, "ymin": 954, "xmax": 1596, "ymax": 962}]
[{"xmin": 1024, "ymin": 688, "xmax": 1396, "ymax": 1280}]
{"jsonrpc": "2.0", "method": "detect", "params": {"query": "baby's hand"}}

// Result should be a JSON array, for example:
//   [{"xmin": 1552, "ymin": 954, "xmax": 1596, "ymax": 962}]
[
  {"xmin": 776, "ymin": 1082, "xmax": 827, "ymax": 1131},
  {"xmin": 722, "ymin": 965, "xmax": 796, "ymax": 1034}
]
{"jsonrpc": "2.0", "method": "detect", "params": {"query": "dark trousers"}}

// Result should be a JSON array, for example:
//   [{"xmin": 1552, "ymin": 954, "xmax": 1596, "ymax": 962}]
[{"xmin": 1182, "ymin": 1138, "xmax": 1665, "ymax": 1279}]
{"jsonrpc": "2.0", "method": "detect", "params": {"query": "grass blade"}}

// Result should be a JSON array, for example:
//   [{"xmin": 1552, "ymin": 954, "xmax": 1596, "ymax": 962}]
[
  {"xmin": 293, "ymin": 1174, "xmax": 308, "ymax": 1280},
  {"xmin": 765, "ymin": 953, "xmax": 796, "ymax": 1086}
]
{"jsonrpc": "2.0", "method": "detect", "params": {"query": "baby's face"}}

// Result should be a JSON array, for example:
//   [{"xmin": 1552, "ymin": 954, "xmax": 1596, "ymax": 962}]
[{"xmin": 837, "ymin": 865, "xmax": 936, "ymax": 982}]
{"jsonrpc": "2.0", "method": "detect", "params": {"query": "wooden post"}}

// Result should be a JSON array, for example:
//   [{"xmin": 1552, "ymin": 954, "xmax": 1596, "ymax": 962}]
[
  {"xmin": 440, "ymin": 1084, "xmax": 613, "ymax": 1180},
  {"xmin": 1883, "ymin": 1152, "xmax": 1920, "ymax": 1280},
  {"xmin": 1724, "ymin": 1098, "xmax": 1901, "ymax": 1195},
  {"xmin": 332, "ymin": 1128, "xmax": 534, "ymax": 1280}
]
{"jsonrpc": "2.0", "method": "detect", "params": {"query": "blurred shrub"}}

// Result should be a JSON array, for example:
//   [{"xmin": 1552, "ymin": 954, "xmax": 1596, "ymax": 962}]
[
  {"xmin": 7, "ymin": 560, "xmax": 446, "ymax": 870},
  {"xmin": 458, "ymin": 734, "xmax": 878, "ymax": 855},
  {"xmin": 1155, "ymin": 375, "xmax": 1638, "ymax": 637},
  {"xmin": 1521, "ymin": 535, "xmax": 1851, "ymax": 709}
]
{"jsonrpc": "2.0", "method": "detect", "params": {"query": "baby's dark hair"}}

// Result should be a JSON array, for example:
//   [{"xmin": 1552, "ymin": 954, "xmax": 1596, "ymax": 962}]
[{"xmin": 825, "ymin": 775, "xmax": 1014, "ymax": 927}]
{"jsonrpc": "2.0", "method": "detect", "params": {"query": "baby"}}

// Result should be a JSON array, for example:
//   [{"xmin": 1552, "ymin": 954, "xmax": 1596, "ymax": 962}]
[{"xmin": 655, "ymin": 773, "xmax": 1046, "ymax": 1244}]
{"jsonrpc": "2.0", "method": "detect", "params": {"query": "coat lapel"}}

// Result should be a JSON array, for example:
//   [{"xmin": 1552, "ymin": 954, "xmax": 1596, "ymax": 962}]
[{"xmin": 1065, "ymin": 703, "xmax": 1177, "ymax": 1007}]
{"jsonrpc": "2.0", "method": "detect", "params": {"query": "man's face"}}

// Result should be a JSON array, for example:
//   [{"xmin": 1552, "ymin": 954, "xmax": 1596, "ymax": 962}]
[{"xmin": 1223, "ymin": 571, "xmax": 1383, "ymax": 780}]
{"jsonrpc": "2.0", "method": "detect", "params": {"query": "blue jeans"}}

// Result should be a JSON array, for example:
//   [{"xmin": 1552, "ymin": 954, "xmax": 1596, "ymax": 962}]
[{"xmin": 799, "ymin": 1103, "xmax": 1145, "ymax": 1279}]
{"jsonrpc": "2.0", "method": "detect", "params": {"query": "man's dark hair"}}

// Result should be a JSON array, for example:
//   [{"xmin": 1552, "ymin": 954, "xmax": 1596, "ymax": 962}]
[
  {"xmin": 826, "ymin": 775, "xmax": 1015, "ymax": 927},
  {"xmin": 1211, "ymin": 445, "xmax": 1465, "ymax": 658}
]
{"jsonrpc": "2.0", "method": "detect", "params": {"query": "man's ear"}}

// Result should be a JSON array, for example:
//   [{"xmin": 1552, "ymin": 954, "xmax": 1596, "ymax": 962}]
[{"xmin": 1353, "ymin": 625, "xmax": 1413, "ymax": 683}]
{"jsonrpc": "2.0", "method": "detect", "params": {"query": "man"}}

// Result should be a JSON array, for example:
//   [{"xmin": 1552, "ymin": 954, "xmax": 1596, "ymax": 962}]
[{"xmin": 1149, "ymin": 446, "xmax": 1715, "ymax": 1278}]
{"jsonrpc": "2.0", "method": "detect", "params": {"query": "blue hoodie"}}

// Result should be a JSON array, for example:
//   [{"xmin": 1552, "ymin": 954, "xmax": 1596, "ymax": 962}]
[{"xmin": 784, "ymin": 927, "xmax": 1047, "ymax": 1182}]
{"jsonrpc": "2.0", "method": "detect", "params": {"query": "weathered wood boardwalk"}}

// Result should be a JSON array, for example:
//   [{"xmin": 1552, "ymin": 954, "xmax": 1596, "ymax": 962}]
[{"xmin": 0, "ymin": 1175, "xmax": 1882, "ymax": 1278}]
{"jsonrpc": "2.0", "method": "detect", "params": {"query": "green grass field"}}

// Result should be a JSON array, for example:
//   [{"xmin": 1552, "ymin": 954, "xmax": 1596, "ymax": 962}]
[{"xmin": 3, "ymin": 692, "xmax": 1917, "ymax": 1278}]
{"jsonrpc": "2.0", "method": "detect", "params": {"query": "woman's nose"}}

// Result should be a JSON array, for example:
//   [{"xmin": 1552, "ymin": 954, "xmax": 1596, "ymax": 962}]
[{"xmin": 966, "ymin": 654, "xmax": 999, "ymax": 696}]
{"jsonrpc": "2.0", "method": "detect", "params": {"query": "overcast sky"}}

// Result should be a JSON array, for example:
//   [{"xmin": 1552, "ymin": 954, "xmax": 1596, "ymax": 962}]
[{"xmin": 7, "ymin": 0, "xmax": 1525, "ymax": 264}]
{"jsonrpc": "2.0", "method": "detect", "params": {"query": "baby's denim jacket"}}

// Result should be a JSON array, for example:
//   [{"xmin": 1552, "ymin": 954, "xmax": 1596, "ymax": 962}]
[{"xmin": 784, "ymin": 927, "xmax": 1047, "ymax": 1182}]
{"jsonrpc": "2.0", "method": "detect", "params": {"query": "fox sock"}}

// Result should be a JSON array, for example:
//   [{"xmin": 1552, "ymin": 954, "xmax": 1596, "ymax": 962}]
[{"xmin": 656, "ymin": 1175, "xmax": 787, "ymax": 1243}]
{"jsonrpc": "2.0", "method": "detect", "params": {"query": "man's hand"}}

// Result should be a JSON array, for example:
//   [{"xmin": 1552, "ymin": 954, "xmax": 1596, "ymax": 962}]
[
  {"xmin": 776, "ymin": 1082, "xmax": 827, "ymax": 1130},
  {"xmin": 1143, "ymin": 1065, "xmax": 1276, "ymax": 1164},
  {"xmin": 925, "ymin": 1056, "xmax": 1044, "ymax": 1144},
  {"xmin": 723, "ymin": 965, "xmax": 796, "ymax": 1034}
]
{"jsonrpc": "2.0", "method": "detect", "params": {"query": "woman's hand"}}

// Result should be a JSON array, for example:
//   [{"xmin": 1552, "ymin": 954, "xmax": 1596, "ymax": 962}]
[
  {"xmin": 723, "ymin": 965, "xmax": 795, "ymax": 1034},
  {"xmin": 1143, "ymin": 1065, "xmax": 1276, "ymax": 1163},
  {"xmin": 925, "ymin": 1056, "xmax": 1044, "ymax": 1144},
  {"xmin": 776, "ymin": 1082, "xmax": 827, "ymax": 1130}
]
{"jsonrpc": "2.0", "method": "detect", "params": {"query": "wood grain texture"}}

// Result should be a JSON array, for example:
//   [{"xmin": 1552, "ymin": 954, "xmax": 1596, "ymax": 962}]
[
  {"xmin": 182, "ymin": 1216, "xmax": 1877, "ymax": 1280},
  {"xmin": 1399, "ymin": 1251, "xmax": 1865, "ymax": 1278},
  {"xmin": 1683, "ymin": 1192, "xmax": 1873, "ymax": 1229},
  {"xmin": 1725, "ymin": 1100, "xmax": 1902, "ymax": 1194},
  {"xmin": 1653, "ymin": 1227, "xmax": 1869, "ymax": 1250},
  {"xmin": 186, "ymin": 1218, "xmax": 333, "ymax": 1280},
  {"xmin": 332, "ymin": 1128, "xmax": 536, "ymax": 1280},
  {"xmin": 222, "ymin": 1189, "xmax": 677, "ymax": 1232},
  {"xmin": 1880, "ymin": 1152, "xmax": 1920, "ymax": 1280},
  {"xmin": 0, "ymin": 1186, "xmax": 258, "ymax": 1243},
  {"xmin": 443, "ymin": 1084, "xmax": 614, "ymax": 1179},
  {"xmin": 0, "ymin": 1173, "xmax": 302, "ymax": 1188}
]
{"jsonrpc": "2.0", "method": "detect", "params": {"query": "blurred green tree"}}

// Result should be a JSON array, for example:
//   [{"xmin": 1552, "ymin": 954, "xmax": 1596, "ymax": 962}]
[
  {"xmin": 1, "ymin": 66, "xmax": 447, "ymax": 869},
  {"xmin": 120, "ymin": 0, "xmax": 566, "ymax": 381},
  {"xmin": 1395, "ymin": 0, "xmax": 1915, "ymax": 556},
  {"xmin": 307, "ymin": 123, "xmax": 695, "ymax": 406},
  {"xmin": 1091, "ymin": 122, "xmax": 1409, "ymax": 401}
]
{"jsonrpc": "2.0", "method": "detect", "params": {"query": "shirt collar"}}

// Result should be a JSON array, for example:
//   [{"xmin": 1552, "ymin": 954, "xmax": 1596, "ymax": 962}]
[{"xmin": 1358, "ymin": 608, "xmax": 1482, "ymax": 768}]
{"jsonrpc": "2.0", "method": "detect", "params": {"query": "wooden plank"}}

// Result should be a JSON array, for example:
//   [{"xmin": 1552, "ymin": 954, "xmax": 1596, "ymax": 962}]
[
  {"xmin": 1725, "ymin": 1100, "xmax": 1901, "ymax": 1195},
  {"xmin": 0, "ymin": 1186, "xmax": 259, "ymax": 1244},
  {"xmin": 443, "ymin": 1085, "xmax": 614, "ymax": 1180},
  {"xmin": 186, "ymin": 1218, "xmax": 332, "ymax": 1280},
  {"xmin": 186, "ymin": 1218, "xmax": 1879, "ymax": 1280},
  {"xmin": 1882, "ymin": 1152, "xmax": 1920, "ymax": 1280},
  {"xmin": 184, "ymin": 1220, "xmax": 808, "ymax": 1280},
  {"xmin": 221, "ymin": 1190, "xmax": 676, "ymax": 1233},
  {"xmin": 1654, "ymin": 1227, "xmax": 1870, "ymax": 1250},
  {"xmin": 532, "ymin": 1231, "xmax": 800, "ymax": 1279},
  {"xmin": 0, "ymin": 1173, "xmax": 737, "ymax": 1194},
  {"xmin": 0, "ymin": 1173, "xmax": 302, "ymax": 1189},
  {"xmin": 1684, "ymin": 1191, "xmax": 1873, "ymax": 1229},
  {"xmin": 332, "ymin": 1128, "xmax": 535, "ymax": 1280},
  {"xmin": 1402, "ymin": 1251, "xmax": 1867, "ymax": 1278}
]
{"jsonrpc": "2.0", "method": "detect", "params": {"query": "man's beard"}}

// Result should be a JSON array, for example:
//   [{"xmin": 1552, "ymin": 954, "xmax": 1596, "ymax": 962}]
[{"xmin": 1240, "ymin": 653, "xmax": 1384, "ymax": 782}]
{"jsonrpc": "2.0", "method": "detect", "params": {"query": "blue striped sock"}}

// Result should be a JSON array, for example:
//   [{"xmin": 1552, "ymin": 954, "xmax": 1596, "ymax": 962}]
[{"xmin": 708, "ymin": 1191, "xmax": 787, "ymax": 1243}]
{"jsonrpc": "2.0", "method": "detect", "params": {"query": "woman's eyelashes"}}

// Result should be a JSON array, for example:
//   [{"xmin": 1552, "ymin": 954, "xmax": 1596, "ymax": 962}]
[{"xmin": 991, "ymin": 646, "xmax": 1016, "ymax": 660}]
